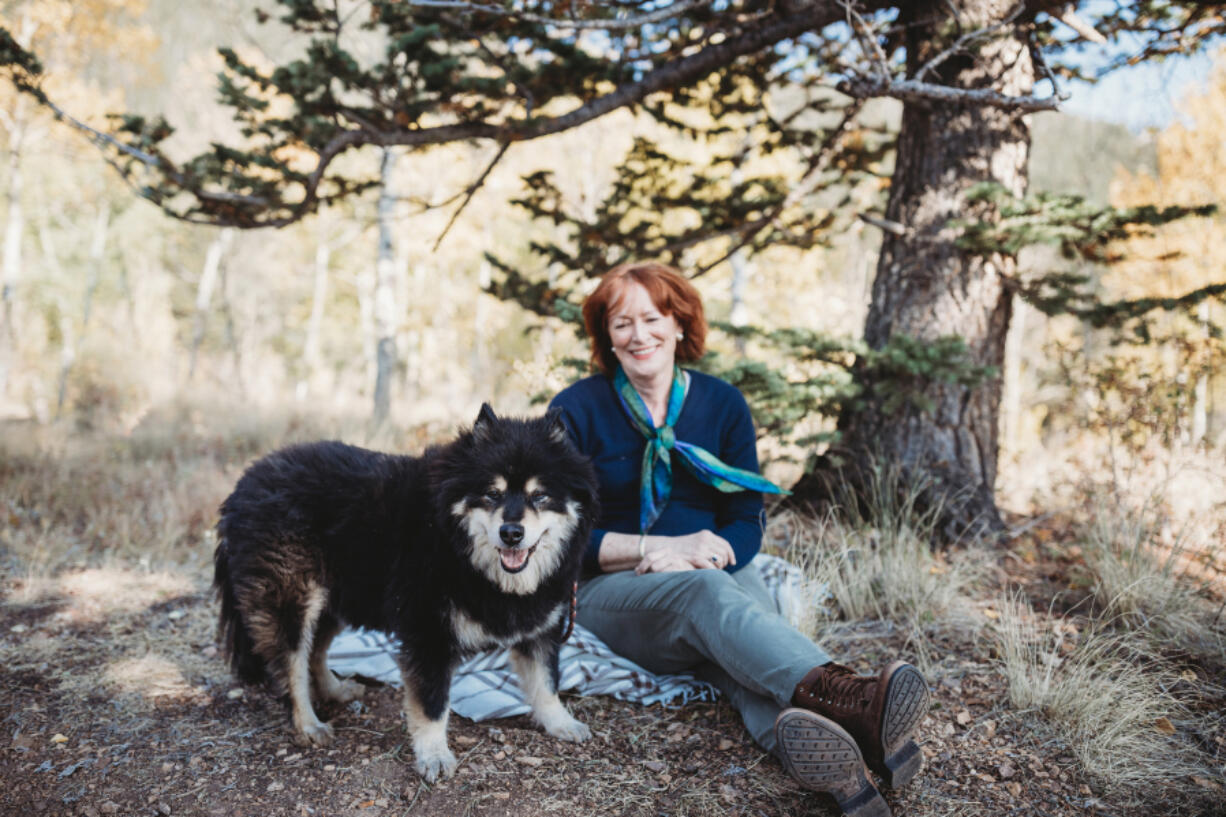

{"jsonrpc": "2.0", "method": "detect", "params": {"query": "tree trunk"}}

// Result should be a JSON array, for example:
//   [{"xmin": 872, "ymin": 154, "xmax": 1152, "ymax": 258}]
[
  {"xmin": 371, "ymin": 148, "xmax": 399, "ymax": 430},
  {"xmin": 188, "ymin": 228, "xmax": 235, "ymax": 382},
  {"xmin": 0, "ymin": 97, "xmax": 26, "ymax": 401},
  {"xmin": 0, "ymin": 11, "xmax": 33, "ymax": 403},
  {"xmin": 472, "ymin": 257, "xmax": 491, "ymax": 385},
  {"xmin": 729, "ymin": 159, "xmax": 752, "ymax": 357},
  {"xmin": 55, "ymin": 203, "xmax": 111, "ymax": 417},
  {"xmin": 794, "ymin": 1, "xmax": 1032, "ymax": 539},
  {"xmin": 218, "ymin": 251, "xmax": 246, "ymax": 398},
  {"xmin": 1191, "ymin": 299, "xmax": 1209, "ymax": 446},
  {"xmin": 1001, "ymin": 293, "xmax": 1028, "ymax": 461},
  {"xmin": 298, "ymin": 238, "xmax": 331, "ymax": 401}
]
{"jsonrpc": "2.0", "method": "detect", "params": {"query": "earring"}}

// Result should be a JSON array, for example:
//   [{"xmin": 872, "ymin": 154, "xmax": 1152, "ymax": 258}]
[{"xmin": 675, "ymin": 332, "xmax": 684, "ymax": 341}]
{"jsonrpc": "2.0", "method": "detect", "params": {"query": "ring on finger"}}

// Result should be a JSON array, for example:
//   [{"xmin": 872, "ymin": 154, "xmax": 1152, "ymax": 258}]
[{"xmin": 709, "ymin": 555, "xmax": 719, "ymax": 564}]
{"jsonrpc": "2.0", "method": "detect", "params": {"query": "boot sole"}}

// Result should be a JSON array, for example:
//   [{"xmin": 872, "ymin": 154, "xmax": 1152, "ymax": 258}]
[
  {"xmin": 776, "ymin": 709, "xmax": 891, "ymax": 817},
  {"xmin": 876, "ymin": 663, "xmax": 929, "ymax": 788}
]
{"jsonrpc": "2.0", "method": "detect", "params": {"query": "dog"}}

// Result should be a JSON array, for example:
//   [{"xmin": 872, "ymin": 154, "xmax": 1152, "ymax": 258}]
[{"xmin": 212, "ymin": 404, "xmax": 598, "ymax": 781}]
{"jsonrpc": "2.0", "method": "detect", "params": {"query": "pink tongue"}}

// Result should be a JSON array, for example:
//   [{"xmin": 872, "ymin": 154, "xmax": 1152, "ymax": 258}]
[{"xmin": 500, "ymin": 548, "xmax": 529, "ymax": 570}]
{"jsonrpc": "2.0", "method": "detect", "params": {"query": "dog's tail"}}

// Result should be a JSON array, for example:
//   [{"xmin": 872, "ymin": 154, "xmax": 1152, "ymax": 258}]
[{"xmin": 213, "ymin": 538, "xmax": 267, "ymax": 686}]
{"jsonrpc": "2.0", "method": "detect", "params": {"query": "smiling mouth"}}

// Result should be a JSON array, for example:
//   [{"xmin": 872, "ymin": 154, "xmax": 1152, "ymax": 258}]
[
  {"xmin": 499, "ymin": 544, "xmax": 537, "ymax": 573},
  {"xmin": 628, "ymin": 346, "xmax": 658, "ymax": 359}
]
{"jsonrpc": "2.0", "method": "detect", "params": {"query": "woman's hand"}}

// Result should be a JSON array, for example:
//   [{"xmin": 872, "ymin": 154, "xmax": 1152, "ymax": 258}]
[{"xmin": 636, "ymin": 530, "xmax": 736, "ymax": 575}]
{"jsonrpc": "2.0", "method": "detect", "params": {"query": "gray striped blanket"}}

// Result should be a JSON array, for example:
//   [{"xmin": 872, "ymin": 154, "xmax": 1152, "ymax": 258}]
[{"xmin": 326, "ymin": 554, "xmax": 820, "ymax": 721}]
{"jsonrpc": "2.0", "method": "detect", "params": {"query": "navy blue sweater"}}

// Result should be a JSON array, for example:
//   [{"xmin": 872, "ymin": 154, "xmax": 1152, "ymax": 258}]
[{"xmin": 549, "ymin": 370, "xmax": 765, "ymax": 575}]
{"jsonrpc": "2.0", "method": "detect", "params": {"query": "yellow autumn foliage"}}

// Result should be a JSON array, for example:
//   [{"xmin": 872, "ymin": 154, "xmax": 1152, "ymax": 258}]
[{"xmin": 1108, "ymin": 49, "xmax": 1226, "ymax": 301}]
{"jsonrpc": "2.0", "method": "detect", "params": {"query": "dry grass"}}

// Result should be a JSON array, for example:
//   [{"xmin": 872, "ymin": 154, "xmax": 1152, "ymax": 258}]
[
  {"xmin": 1079, "ymin": 498, "xmax": 1225, "ymax": 658},
  {"xmin": 994, "ymin": 592, "xmax": 1210, "ymax": 802},
  {"xmin": 768, "ymin": 467, "xmax": 984, "ymax": 670},
  {"xmin": 1, "ymin": 428, "xmax": 235, "ymax": 574},
  {"xmin": 0, "ymin": 399, "xmax": 458, "ymax": 577}
]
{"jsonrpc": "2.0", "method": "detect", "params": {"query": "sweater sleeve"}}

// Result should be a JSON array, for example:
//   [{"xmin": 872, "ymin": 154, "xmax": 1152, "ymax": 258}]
[
  {"xmin": 547, "ymin": 389, "xmax": 608, "ymax": 573},
  {"xmin": 712, "ymin": 386, "xmax": 766, "ymax": 573}
]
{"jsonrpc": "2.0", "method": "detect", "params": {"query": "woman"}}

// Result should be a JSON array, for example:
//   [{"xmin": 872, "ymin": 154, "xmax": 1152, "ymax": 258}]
[{"xmin": 549, "ymin": 262, "xmax": 928, "ymax": 817}]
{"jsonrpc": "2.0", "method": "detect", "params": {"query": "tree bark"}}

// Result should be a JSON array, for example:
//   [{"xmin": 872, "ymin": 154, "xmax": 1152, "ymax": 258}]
[
  {"xmin": 794, "ymin": 1, "xmax": 1033, "ymax": 539},
  {"xmin": 371, "ymin": 148, "xmax": 399, "ymax": 430}
]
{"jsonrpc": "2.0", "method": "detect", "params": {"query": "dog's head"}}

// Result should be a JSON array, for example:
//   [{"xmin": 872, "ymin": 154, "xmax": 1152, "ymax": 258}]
[{"xmin": 439, "ymin": 404, "xmax": 597, "ymax": 596}]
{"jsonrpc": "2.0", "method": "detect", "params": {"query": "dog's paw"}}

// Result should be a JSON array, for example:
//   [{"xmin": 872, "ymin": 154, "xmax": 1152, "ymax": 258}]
[
  {"xmin": 544, "ymin": 714, "xmax": 591, "ymax": 743},
  {"xmin": 295, "ymin": 720, "xmax": 335, "ymax": 747},
  {"xmin": 414, "ymin": 749, "xmax": 458, "ymax": 783}
]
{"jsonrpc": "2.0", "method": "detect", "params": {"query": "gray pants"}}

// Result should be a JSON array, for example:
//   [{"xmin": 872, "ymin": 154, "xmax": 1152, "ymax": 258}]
[{"xmin": 576, "ymin": 559, "xmax": 832, "ymax": 755}]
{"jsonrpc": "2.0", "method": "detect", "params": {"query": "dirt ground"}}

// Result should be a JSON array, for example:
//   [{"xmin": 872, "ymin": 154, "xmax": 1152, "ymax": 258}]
[{"xmin": 1, "ymin": 542, "xmax": 1222, "ymax": 817}]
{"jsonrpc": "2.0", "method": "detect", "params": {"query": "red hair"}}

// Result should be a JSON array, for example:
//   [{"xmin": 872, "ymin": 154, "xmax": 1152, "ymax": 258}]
[{"xmin": 582, "ymin": 262, "xmax": 707, "ymax": 375}]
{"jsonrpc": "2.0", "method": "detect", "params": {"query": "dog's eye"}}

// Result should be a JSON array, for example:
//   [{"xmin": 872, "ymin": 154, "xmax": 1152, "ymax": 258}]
[
  {"xmin": 484, "ymin": 489, "xmax": 503, "ymax": 502},
  {"xmin": 530, "ymin": 489, "xmax": 549, "ymax": 504}
]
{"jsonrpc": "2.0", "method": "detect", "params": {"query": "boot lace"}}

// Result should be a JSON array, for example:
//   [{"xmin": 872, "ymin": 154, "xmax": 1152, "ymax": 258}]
[{"xmin": 814, "ymin": 664, "xmax": 872, "ymax": 710}]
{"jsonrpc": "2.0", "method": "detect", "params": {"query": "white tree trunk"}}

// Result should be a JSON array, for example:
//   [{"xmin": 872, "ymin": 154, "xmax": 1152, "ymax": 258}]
[
  {"xmin": 218, "ymin": 253, "xmax": 246, "ymax": 397},
  {"xmin": 298, "ymin": 239, "xmax": 331, "ymax": 401},
  {"xmin": 728, "ymin": 160, "xmax": 752, "ymax": 356},
  {"xmin": 188, "ymin": 228, "xmax": 235, "ymax": 381},
  {"xmin": 372, "ymin": 148, "xmax": 399, "ymax": 428},
  {"xmin": 1192, "ymin": 299, "xmax": 1210, "ymax": 445},
  {"xmin": 472, "ymin": 258, "xmax": 491, "ymax": 384},
  {"xmin": 1000, "ymin": 293, "xmax": 1027, "ymax": 459},
  {"xmin": 729, "ymin": 250, "xmax": 751, "ymax": 356},
  {"xmin": 56, "ymin": 203, "xmax": 111, "ymax": 416},
  {"xmin": 0, "ymin": 12, "xmax": 33, "ymax": 402},
  {"xmin": 0, "ymin": 99, "xmax": 26, "ymax": 400}
]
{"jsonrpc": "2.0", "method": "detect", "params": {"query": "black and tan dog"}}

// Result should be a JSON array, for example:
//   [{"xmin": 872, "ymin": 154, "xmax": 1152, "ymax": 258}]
[{"xmin": 212, "ymin": 405, "xmax": 598, "ymax": 780}]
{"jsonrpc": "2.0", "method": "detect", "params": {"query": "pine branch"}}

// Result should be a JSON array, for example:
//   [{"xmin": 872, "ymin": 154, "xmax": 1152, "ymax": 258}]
[
  {"xmin": 954, "ymin": 183, "xmax": 1218, "ymax": 260},
  {"xmin": 837, "ymin": 75, "xmax": 1061, "ymax": 112},
  {"xmin": 1018, "ymin": 277, "xmax": 1226, "ymax": 331},
  {"xmin": 398, "ymin": 0, "xmax": 713, "ymax": 31},
  {"xmin": 6, "ymin": 10, "xmax": 831, "ymax": 228}
]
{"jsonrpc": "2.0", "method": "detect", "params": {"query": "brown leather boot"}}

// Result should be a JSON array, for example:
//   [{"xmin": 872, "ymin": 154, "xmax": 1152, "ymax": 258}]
[
  {"xmin": 792, "ymin": 661, "xmax": 928, "ymax": 787},
  {"xmin": 775, "ymin": 708, "xmax": 891, "ymax": 817}
]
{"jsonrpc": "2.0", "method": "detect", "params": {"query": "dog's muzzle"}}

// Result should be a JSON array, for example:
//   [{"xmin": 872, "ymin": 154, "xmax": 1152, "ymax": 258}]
[{"xmin": 498, "ymin": 523, "xmax": 535, "ymax": 573}]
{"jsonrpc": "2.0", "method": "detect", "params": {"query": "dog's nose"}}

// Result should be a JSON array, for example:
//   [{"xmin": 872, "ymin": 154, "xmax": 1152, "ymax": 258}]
[{"xmin": 499, "ymin": 523, "xmax": 524, "ymax": 546}]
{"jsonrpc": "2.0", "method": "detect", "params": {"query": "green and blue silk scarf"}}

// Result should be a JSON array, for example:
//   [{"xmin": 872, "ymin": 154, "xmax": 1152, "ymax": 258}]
[{"xmin": 613, "ymin": 365, "xmax": 789, "ymax": 535}]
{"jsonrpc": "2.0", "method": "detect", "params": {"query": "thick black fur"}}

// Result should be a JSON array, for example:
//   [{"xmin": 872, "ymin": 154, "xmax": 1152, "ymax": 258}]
[{"xmin": 212, "ymin": 406, "xmax": 597, "ymax": 749}]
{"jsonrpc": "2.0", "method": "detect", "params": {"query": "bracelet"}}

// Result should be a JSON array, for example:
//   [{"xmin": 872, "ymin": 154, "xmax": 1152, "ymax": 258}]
[{"xmin": 637, "ymin": 534, "xmax": 647, "ymax": 559}]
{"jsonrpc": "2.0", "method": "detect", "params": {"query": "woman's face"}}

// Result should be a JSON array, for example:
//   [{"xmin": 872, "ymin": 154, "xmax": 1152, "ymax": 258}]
[{"xmin": 607, "ymin": 281, "xmax": 680, "ymax": 384}]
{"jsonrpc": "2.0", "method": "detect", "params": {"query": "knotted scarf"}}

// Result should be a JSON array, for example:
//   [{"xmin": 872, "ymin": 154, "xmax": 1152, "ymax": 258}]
[{"xmin": 613, "ymin": 365, "xmax": 789, "ymax": 535}]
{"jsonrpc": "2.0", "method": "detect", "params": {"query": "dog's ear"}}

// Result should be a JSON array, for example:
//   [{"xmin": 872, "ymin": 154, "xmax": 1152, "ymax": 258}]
[
  {"xmin": 545, "ymin": 406, "xmax": 568, "ymax": 445},
  {"xmin": 473, "ymin": 402, "xmax": 498, "ymax": 441}
]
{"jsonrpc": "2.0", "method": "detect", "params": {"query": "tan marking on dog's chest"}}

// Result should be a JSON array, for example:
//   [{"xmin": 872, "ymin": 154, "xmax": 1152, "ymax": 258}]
[{"xmin": 449, "ymin": 605, "xmax": 564, "ymax": 652}]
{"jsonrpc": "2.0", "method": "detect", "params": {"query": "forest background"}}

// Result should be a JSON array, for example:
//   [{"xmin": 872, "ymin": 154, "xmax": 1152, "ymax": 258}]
[{"xmin": 0, "ymin": 2, "xmax": 1224, "ymax": 817}]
